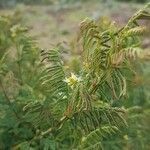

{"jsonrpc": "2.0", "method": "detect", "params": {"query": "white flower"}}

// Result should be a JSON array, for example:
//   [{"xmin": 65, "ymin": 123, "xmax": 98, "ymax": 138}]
[{"xmin": 64, "ymin": 73, "xmax": 81, "ymax": 88}]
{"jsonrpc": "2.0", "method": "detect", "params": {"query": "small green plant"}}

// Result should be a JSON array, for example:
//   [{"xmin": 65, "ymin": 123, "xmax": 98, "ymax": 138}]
[{"xmin": 0, "ymin": 3, "xmax": 149, "ymax": 150}]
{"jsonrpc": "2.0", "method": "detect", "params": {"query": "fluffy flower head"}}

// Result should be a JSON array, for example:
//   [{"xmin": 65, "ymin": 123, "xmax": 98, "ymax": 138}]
[{"xmin": 64, "ymin": 73, "xmax": 81, "ymax": 88}]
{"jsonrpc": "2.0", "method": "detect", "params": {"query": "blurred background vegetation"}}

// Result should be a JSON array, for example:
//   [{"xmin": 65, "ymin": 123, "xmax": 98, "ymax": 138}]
[
  {"xmin": 0, "ymin": 0, "xmax": 149, "ymax": 49},
  {"xmin": 0, "ymin": 0, "xmax": 149, "ymax": 8}
]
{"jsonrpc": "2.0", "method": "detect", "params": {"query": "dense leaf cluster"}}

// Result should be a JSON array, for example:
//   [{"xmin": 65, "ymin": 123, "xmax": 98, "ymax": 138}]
[{"xmin": 0, "ymin": 3, "xmax": 149, "ymax": 150}]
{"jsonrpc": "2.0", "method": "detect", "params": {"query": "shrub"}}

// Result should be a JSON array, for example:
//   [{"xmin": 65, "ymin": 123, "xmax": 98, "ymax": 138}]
[{"xmin": 0, "ymin": 3, "xmax": 149, "ymax": 149}]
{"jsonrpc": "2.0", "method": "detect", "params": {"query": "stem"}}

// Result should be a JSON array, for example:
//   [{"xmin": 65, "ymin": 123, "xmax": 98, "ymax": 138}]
[{"xmin": 16, "ymin": 43, "xmax": 23, "ymax": 85}]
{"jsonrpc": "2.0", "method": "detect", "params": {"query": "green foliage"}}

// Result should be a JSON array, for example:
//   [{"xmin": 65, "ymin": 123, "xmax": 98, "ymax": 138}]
[
  {"xmin": 80, "ymin": 126, "xmax": 119, "ymax": 149},
  {"xmin": 0, "ymin": 3, "xmax": 149, "ymax": 150}
]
